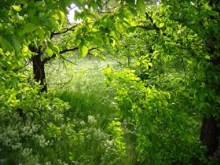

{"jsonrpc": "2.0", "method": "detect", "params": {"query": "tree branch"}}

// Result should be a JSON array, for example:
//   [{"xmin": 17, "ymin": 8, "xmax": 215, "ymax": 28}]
[
  {"xmin": 88, "ymin": 47, "xmax": 99, "ymax": 52},
  {"xmin": 59, "ymin": 55, "xmax": 76, "ymax": 64},
  {"xmin": 60, "ymin": 47, "xmax": 78, "ymax": 54},
  {"xmin": 135, "ymin": 25, "xmax": 156, "ymax": 31},
  {"xmin": 42, "ymin": 47, "xmax": 78, "ymax": 64},
  {"xmin": 50, "ymin": 24, "xmax": 78, "ymax": 39},
  {"xmin": 42, "ymin": 47, "xmax": 99, "ymax": 64}
]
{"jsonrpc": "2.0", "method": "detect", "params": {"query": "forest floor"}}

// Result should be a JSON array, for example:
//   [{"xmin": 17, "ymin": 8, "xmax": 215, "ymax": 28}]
[{"xmin": 44, "ymin": 57, "xmax": 134, "ymax": 164}]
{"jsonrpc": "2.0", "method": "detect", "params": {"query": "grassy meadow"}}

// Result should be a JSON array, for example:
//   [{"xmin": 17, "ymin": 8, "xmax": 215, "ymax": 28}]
[
  {"xmin": 46, "ymin": 56, "xmax": 117, "ymax": 122},
  {"xmin": 44, "ymin": 57, "xmax": 132, "ymax": 164},
  {"xmin": 44, "ymin": 56, "xmax": 201, "ymax": 164}
]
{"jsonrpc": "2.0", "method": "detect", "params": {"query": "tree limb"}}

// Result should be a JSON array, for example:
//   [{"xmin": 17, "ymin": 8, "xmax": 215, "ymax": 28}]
[
  {"xmin": 42, "ymin": 47, "xmax": 78, "ymax": 64},
  {"xmin": 60, "ymin": 47, "xmax": 78, "ymax": 54},
  {"xmin": 42, "ymin": 47, "xmax": 99, "ymax": 64},
  {"xmin": 50, "ymin": 24, "xmax": 78, "ymax": 39}
]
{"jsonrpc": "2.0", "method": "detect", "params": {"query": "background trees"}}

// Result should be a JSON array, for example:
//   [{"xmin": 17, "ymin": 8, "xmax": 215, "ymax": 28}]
[
  {"xmin": 1, "ymin": 0, "xmax": 220, "ymax": 164},
  {"xmin": 104, "ymin": 0, "xmax": 220, "ymax": 163},
  {"xmin": 162, "ymin": 0, "xmax": 220, "ymax": 157}
]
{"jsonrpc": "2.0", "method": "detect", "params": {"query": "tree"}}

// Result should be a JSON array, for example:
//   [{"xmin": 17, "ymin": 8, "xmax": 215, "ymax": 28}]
[
  {"xmin": 25, "ymin": 0, "xmax": 124, "ymax": 92},
  {"xmin": 121, "ymin": 0, "xmax": 220, "ymax": 160},
  {"xmin": 104, "ymin": 0, "xmax": 220, "ymax": 163},
  {"xmin": 160, "ymin": 0, "xmax": 220, "ymax": 158},
  {"xmin": 0, "ymin": 0, "xmax": 142, "ymax": 163},
  {"xmin": 2, "ymin": 0, "xmax": 219, "ymax": 163},
  {"xmin": 0, "ymin": 1, "xmax": 77, "ymax": 163}
]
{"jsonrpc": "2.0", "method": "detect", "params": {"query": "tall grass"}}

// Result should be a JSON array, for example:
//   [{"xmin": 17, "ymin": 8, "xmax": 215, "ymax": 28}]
[
  {"xmin": 46, "ymin": 57, "xmax": 117, "ymax": 120},
  {"xmin": 44, "ymin": 57, "xmax": 127, "ymax": 165}
]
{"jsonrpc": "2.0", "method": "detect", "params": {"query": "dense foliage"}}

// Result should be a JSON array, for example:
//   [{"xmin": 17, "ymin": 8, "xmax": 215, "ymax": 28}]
[
  {"xmin": 0, "ymin": 0, "xmax": 220, "ymax": 164},
  {"xmin": 103, "ymin": 1, "xmax": 220, "ymax": 163}
]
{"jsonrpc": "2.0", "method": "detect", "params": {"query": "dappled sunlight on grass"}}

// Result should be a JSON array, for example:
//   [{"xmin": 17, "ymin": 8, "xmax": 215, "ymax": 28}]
[
  {"xmin": 46, "ymin": 57, "xmax": 117, "ymax": 92},
  {"xmin": 43, "ymin": 57, "xmax": 128, "ymax": 164}
]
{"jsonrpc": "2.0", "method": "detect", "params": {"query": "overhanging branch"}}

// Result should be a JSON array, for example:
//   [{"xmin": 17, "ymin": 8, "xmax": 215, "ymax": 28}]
[
  {"xmin": 50, "ymin": 24, "xmax": 78, "ymax": 39},
  {"xmin": 42, "ymin": 47, "xmax": 99, "ymax": 64},
  {"xmin": 60, "ymin": 47, "xmax": 78, "ymax": 54},
  {"xmin": 42, "ymin": 47, "xmax": 78, "ymax": 64}
]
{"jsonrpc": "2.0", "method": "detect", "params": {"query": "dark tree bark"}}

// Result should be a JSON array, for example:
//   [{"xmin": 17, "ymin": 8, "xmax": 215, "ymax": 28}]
[
  {"xmin": 32, "ymin": 53, "xmax": 47, "ymax": 92},
  {"xmin": 199, "ymin": 0, "xmax": 220, "ymax": 155},
  {"xmin": 28, "ymin": 25, "xmax": 79, "ymax": 93},
  {"xmin": 200, "ymin": 117, "xmax": 219, "ymax": 156},
  {"xmin": 200, "ymin": 34, "xmax": 220, "ymax": 158},
  {"xmin": 29, "ymin": 45, "xmax": 47, "ymax": 92}
]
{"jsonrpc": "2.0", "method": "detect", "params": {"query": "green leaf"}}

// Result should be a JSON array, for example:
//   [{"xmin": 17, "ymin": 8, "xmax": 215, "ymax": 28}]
[
  {"xmin": 22, "ymin": 45, "xmax": 29, "ymax": 53},
  {"xmin": 137, "ymin": 0, "xmax": 146, "ymax": 14},
  {"xmin": 12, "ymin": 5, "xmax": 22, "ymax": 12},
  {"xmin": 79, "ymin": 44, "xmax": 88, "ymax": 57},
  {"xmin": 126, "ymin": 0, "xmax": 135, "ymax": 5},
  {"xmin": 158, "ymin": 22, "xmax": 164, "ymax": 28},
  {"xmin": 204, "ymin": 54, "xmax": 210, "ymax": 60},
  {"xmin": 58, "ymin": 10, "xmax": 66, "ymax": 23},
  {"xmin": 12, "ymin": 38, "xmax": 21, "ymax": 54},
  {"xmin": 0, "ymin": 36, "xmax": 12, "ymax": 49},
  {"xmin": 45, "ymin": 47, "xmax": 54, "ymax": 57},
  {"xmin": 48, "ymin": 42, "xmax": 60, "ymax": 54},
  {"xmin": 22, "ymin": 23, "xmax": 37, "ymax": 35}
]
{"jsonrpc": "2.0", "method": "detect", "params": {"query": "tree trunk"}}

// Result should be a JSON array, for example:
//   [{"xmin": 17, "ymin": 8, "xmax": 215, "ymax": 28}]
[
  {"xmin": 32, "ymin": 54, "xmax": 47, "ymax": 92},
  {"xmin": 200, "ymin": 117, "xmax": 219, "ymax": 157},
  {"xmin": 30, "ymin": 45, "xmax": 47, "ymax": 92},
  {"xmin": 199, "ymin": 62, "xmax": 220, "ymax": 158},
  {"xmin": 16, "ymin": 47, "xmax": 47, "ymax": 119},
  {"xmin": 200, "ymin": 29, "xmax": 220, "ymax": 157}
]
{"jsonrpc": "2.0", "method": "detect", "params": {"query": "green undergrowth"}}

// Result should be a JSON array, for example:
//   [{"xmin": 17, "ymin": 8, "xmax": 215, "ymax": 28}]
[
  {"xmin": 44, "ymin": 57, "xmax": 128, "ymax": 164},
  {"xmin": 47, "ymin": 57, "xmax": 118, "ymax": 125},
  {"xmin": 53, "ymin": 89, "xmax": 126, "ymax": 165}
]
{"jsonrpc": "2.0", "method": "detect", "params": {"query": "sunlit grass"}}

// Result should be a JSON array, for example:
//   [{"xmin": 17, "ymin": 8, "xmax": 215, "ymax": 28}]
[
  {"xmin": 44, "ymin": 57, "xmax": 129, "ymax": 165},
  {"xmin": 46, "ymin": 56, "xmax": 118, "ymax": 122},
  {"xmin": 46, "ymin": 57, "xmax": 115, "ymax": 90}
]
